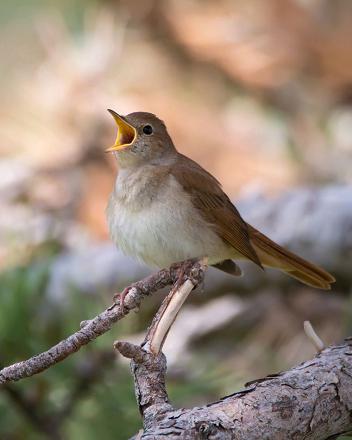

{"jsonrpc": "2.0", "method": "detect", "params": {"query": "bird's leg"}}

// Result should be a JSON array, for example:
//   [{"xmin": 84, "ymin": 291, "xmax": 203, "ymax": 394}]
[{"xmin": 172, "ymin": 258, "xmax": 201, "ymax": 291}]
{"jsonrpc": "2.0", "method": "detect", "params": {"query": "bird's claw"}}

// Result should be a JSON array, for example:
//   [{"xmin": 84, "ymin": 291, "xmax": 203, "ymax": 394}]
[{"xmin": 113, "ymin": 287, "xmax": 131, "ymax": 314}]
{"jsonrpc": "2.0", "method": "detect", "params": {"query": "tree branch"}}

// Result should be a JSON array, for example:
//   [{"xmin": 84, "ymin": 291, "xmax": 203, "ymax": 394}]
[
  {"xmin": 2, "ymin": 257, "xmax": 351, "ymax": 439},
  {"xmin": 119, "ymin": 337, "xmax": 352, "ymax": 440},
  {"xmin": 0, "ymin": 260, "xmax": 206, "ymax": 384}
]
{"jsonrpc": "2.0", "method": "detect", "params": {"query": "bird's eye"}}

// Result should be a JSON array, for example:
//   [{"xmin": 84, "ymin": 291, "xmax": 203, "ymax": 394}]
[{"xmin": 142, "ymin": 124, "xmax": 153, "ymax": 135}]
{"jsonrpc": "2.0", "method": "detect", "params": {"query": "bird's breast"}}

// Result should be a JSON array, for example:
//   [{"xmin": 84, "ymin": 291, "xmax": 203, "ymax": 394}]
[{"xmin": 106, "ymin": 169, "xmax": 232, "ymax": 267}]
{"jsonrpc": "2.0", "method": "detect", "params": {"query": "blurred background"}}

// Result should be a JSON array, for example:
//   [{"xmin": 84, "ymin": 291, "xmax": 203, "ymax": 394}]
[{"xmin": 0, "ymin": 0, "xmax": 352, "ymax": 438}]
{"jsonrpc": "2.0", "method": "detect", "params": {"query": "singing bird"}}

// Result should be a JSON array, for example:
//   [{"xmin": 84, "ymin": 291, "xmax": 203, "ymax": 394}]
[{"xmin": 106, "ymin": 110, "xmax": 335, "ymax": 303}]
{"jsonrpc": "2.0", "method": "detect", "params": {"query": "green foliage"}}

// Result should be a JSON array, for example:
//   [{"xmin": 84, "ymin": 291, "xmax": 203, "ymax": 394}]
[{"xmin": 0, "ymin": 259, "xmax": 141, "ymax": 439}]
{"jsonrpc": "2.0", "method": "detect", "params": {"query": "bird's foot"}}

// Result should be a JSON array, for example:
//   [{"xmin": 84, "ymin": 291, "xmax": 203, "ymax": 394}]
[
  {"xmin": 172, "ymin": 258, "xmax": 199, "ymax": 291},
  {"xmin": 112, "ymin": 287, "xmax": 131, "ymax": 314}
]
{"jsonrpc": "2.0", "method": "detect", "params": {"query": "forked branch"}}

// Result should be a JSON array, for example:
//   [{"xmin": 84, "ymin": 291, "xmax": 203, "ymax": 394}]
[{"xmin": 115, "ymin": 259, "xmax": 207, "ymax": 419}]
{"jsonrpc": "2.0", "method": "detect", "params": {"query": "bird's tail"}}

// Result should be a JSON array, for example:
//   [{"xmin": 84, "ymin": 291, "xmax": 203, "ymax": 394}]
[{"xmin": 248, "ymin": 225, "xmax": 335, "ymax": 290}]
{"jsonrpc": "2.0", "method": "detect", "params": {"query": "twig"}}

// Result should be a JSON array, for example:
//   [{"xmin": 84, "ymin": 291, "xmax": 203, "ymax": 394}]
[
  {"xmin": 0, "ymin": 261, "xmax": 204, "ymax": 385},
  {"xmin": 148, "ymin": 279, "xmax": 195, "ymax": 354},
  {"xmin": 304, "ymin": 320, "xmax": 325, "ymax": 352}
]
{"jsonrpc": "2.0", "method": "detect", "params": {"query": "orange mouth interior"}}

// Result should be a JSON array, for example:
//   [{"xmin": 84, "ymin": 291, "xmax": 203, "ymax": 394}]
[{"xmin": 106, "ymin": 109, "xmax": 137, "ymax": 152}]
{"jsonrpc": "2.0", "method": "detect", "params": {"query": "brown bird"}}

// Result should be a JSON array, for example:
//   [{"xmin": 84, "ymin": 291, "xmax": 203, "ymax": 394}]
[{"xmin": 106, "ymin": 110, "xmax": 335, "ymax": 303}]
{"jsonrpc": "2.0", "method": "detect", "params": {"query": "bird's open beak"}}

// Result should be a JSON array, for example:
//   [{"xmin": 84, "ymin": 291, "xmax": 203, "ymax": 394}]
[{"xmin": 105, "ymin": 109, "xmax": 137, "ymax": 152}]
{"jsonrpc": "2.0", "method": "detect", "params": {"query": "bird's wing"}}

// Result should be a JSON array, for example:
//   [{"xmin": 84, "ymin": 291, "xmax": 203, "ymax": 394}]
[{"xmin": 171, "ymin": 154, "xmax": 262, "ymax": 267}]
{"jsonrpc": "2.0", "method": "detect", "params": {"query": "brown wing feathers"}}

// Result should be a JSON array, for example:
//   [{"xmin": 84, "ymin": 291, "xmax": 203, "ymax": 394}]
[
  {"xmin": 172, "ymin": 154, "xmax": 335, "ymax": 290},
  {"xmin": 172, "ymin": 155, "xmax": 262, "ymax": 268}
]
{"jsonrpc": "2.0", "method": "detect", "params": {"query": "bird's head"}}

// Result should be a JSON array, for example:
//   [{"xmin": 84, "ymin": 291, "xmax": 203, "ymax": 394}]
[{"xmin": 106, "ymin": 110, "xmax": 176, "ymax": 167}]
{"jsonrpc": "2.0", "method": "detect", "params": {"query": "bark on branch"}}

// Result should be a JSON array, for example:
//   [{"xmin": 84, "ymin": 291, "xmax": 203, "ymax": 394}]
[{"xmin": 118, "ymin": 338, "xmax": 352, "ymax": 440}]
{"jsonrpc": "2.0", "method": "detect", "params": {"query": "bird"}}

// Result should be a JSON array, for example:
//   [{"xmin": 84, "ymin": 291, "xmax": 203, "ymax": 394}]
[{"xmin": 105, "ymin": 109, "xmax": 335, "ymax": 307}]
